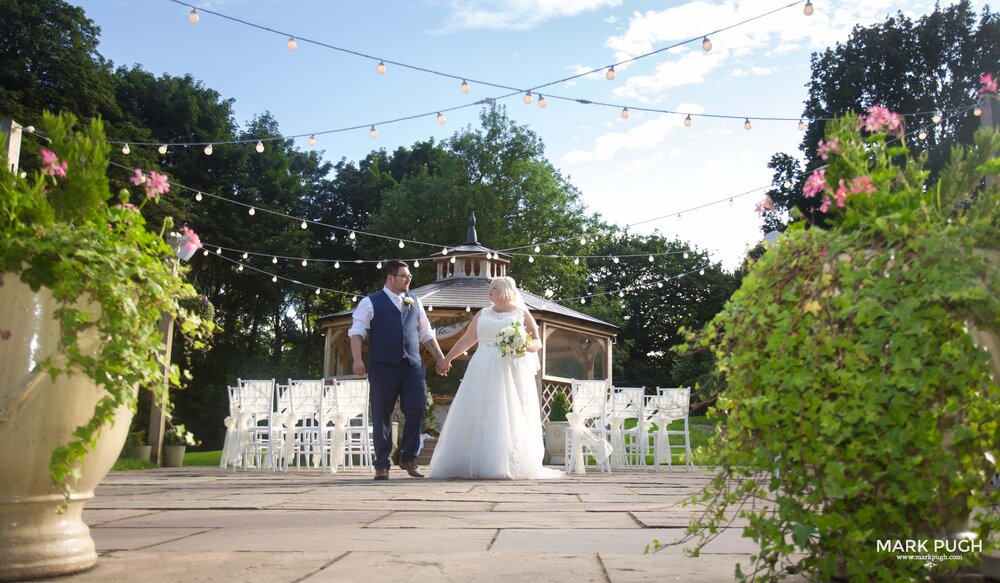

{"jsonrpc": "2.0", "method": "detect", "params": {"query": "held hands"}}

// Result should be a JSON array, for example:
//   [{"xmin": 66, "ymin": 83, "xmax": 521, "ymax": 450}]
[
  {"xmin": 352, "ymin": 360, "xmax": 366, "ymax": 376},
  {"xmin": 435, "ymin": 357, "xmax": 452, "ymax": 376}
]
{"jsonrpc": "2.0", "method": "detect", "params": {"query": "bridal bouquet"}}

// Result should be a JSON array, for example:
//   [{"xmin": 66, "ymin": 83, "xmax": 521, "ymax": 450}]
[{"xmin": 496, "ymin": 321, "xmax": 531, "ymax": 357}]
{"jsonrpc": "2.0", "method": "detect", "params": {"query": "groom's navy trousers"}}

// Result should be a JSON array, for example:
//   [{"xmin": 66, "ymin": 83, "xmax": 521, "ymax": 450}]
[{"xmin": 368, "ymin": 359, "xmax": 426, "ymax": 469}]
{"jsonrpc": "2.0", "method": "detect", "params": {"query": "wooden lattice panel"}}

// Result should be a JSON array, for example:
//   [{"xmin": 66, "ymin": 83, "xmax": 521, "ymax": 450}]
[{"xmin": 540, "ymin": 379, "xmax": 571, "ymax": 422}]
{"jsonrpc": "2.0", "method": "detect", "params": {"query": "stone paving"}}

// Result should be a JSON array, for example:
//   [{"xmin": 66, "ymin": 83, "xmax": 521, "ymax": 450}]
[{"xmin": 54, "ymin": 466, "xmax": 808, "ymax": 583}]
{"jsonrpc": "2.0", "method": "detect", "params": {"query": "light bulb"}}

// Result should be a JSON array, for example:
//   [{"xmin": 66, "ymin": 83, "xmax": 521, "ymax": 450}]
[
  {"xmin": 442, "ymin": 247, "xmax": 448, "ymax": 255},
  {"xmin": 307, "ymin": 135, "xmax": 316, "ymax": 146},
  {"xmin": 612, "ymin": 256, "xmax": 620, "ymax": 264},
  {"xmin": 352, "ymin": 295, "xmax": 358, "ymax": 302},
  {"xmin": 427, "ymin": 305, "xmax": 433, "ymax": 311},
  {"xmin": 534, "ymin": 245, "xmax": 541, "ymax": 253},
  {"xmin": 248, "ymin": 207, "xmax": 256, "ymax": 216},
  {"xmin": 648, "ymin": 255, "xmax": 654, "ymax": 262},
  {"xmin": 158, "ymin": 144, "xmax": 168, "ymax": 155},
  {"xmin": 605, "ymin": 66, "xmax": 616, "ymax": 81},
  {"xmin": 300, "ymin": 221, "xmax": 307, "ymax": 229},
  {"xmin": 369, "ymin": 125, "xmax": 377, "ymax": 139},
  {"xmin": 449, "ymin": 257, "xmax": 456, "ymax": 264},
  {"xmin": 376, "ymin": 261, "xmax": 383, "ymax": 269},
  {"xmin": 744, "ymin": 118, "xmax": 752, "ymax": 130},
  {"xmin": 545, "ymin": 289, "xmax": 554, "ymax": 298},
  {"xmin": 621, "ymin": 108, "xmax": 630, "ymax": 119},
  {"xmin": 798, "ymin": 119, "xmax": 806, "ymax": 131},
  {"xmin": 188, "ymin": 8, "xmax": 199, "ymax": 24},
  {"xmin": 676, "ymin": 213, "xmax": 682, "ymax": 222},
  {"xmin": 300, "ymin": 259, "xmax": 307, "ymax": 267},
  {"xmin": 529, "ymin": 256, "xmax": 535, "ymax": 263},
  {"xmin": 932, "ymin": 113, "xmax": 942, "ymax": 124},
  {"xmin": 376, "ymin": 60, "xmax": 386, "ymax": 75},
  {"xmin": 24, "ymin": 125, "xmax": 34, "ymax": 133},
  {"xmin": 803, "ymin": 0, "xmax": 814, "ymax": 16},
  {"xmin": 272, "ymin": 276, "xmax": 278, "ymax": 283},
  {"xmin": 287, "ymin": 37, "xmax": 297, "ymax": 50},
  {"xmin": 437, "ymin": 112, "xmax": 446, "ymax": 124},
  {"xmin": 783, "ymin": 180, "xmax": 792, "ymax": 190},
  {"xmin": 398, "ymin": 240, "xmax": 405, "ymax": 248},
  {"xmin": 728, "ymin": 198, "xmax": 734, "ymax": 207},
  {"xmin": 334, "ymin": 261, "xmax": 340, "ymax": 269},
  {"xmin": 272, "ymin": 257, "xmax": 278, "ymax": 264},
  {"xmin": 466, "ymin": 306, "xmax": 471, "ymax": 312},
  {"xmin": 349, "ymin": 231, "xmax": 356, "ymax": 240},
  {"xmin": 461, "ymin": 80, "xmax": 470, "ymax": 93},
  {"xmin": 538, "ymin": 95, "xmax": 547, "ymax": 108},
  {"xmin": 203, "ymin": 250, "xmax": 209, "ymax": 256},
  {"xmin": 702, "ymin": 36, "xmax": 712, "ymax": 52},
  {"xmin": 919, "ymin": 129, "xmax": 928, "ymax": 140},
  {"xmin": 573, "ymin": 257, "xmax": 579, "ymax": 265},
  {"xmin": 414, "ymin": 259, "xmax": 420, "ymax": 268},
  {"xmin": 237, "ymin": 265, "xmax": 244, "ymax": 272},
  {"xmin": 683, "ymin": 252, "xmax": 689, "ymax": 259},
  {"xmin": 255, "ymin": 141, "xmax": 264, "ymax": 153},
  {"xmin": 657, "ymin": 282, "xmax": 663, "ymax": 288},
  {"xmin": 195, "ymin": 192, "xmax": 203, "ymax": 202},
  {"xmin": 974, "ymin": 106, "xmax": 983, "ymax": 116},
  {"xmin": 523, "ymin": 91, "xmax": 532, "ymax": 105},
  {"xmin": 699, "ymin": 268, "xmax": 705, "ymax": 275},
  {"xmin": 580, "ymin": 298, "xmax": 586, "ymax": 304},
  {"xmin": 580, "ymin": 236, "xmax": 586, "ymax": 245},
  {"xmin": 241, "ymin": 252, "xmax": 248, "ymax": 259},
  {"xmin": 204, "ymin": 144, "xmax": 213, "ymax": 156},
  {"xmin": 618, "ymin": 291, "xmax": 625, "ymax": 297},
  {"xmin": 122, "ymin": 143, "xmax": 130, "ymax": 155},
  {"xmin": 684, "ymin": 114, "xmax": 692, "ymax": 127},
  {"xmin": 315, "ymin": 288, "xmax": 321, "ymax": 295}
]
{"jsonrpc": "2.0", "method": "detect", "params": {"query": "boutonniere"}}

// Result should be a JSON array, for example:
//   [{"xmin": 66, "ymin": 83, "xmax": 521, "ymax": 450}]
[{"xmin": 403, "ymin": 296, "xmax": 415, "ymax": 309}]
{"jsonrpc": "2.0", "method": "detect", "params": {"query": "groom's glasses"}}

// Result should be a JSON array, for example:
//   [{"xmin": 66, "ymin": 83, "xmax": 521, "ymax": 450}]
[{"xmin": 392, "ymin": 273, "xmax": 413, "ymax": 280}]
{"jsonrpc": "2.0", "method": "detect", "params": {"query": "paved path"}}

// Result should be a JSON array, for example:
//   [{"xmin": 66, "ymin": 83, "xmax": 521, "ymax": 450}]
[{"xmin": 60, "ymin": 466, "xmax": 801, "ymax": 583}]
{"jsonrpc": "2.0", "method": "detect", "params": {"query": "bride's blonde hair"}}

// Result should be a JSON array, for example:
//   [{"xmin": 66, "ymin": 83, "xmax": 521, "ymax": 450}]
[{"xmin": 492, "ymin": 276, "xmax": 518, "ymax": 303}]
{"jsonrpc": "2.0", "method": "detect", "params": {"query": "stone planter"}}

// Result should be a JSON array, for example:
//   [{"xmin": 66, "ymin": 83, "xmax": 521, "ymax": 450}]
[
  {"xmin": 122, "ymin": 445, "xmax": 152, "ymax": 461},
  {"xmin": 543, "ymin": 421, "xmax": 570, "ymax": 465},
  {"xmin": 161, "ymin": 445, "xmax": 186, "ymax": 468},
  {"xmin": 0, "ymin": 275, "xmax": 133, "ymax": 581}
]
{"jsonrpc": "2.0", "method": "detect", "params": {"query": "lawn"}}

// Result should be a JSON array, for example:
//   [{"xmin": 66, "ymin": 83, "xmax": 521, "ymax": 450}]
[{"xmin": 112, "ymin": 450, "xmax": 221, "ymax": 471}]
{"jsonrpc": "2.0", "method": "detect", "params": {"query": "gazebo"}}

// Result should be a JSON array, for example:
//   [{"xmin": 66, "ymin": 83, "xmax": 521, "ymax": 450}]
[{"xmin": 317, "ymin": 212, "xmax": 618, "ymax": 420}]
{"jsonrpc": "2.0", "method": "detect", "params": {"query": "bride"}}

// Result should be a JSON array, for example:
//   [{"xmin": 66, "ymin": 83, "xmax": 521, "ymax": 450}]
[{"xmin": 428, "ymin": 276, "xmax": 562, "ymax": 480}]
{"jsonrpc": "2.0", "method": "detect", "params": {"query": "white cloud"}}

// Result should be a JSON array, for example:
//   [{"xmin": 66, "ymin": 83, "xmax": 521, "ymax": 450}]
[
  {"xmin": 730, "ymin": 66, "xmax": 777, "ymax": 78},
  {"xmin": 438, "ymin": 0, "xmax": 623, "ymax": 31},
  {"xmin": 561, "ymin": 105, "xmax": 705, "ymax": 164},
  {"xmin": 603, "ymin": 15, "xmax": 619, "ymax": 23}
]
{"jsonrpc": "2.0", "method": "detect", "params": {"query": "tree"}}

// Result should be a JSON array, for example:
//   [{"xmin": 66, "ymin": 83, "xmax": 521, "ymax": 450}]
[{"xmin": 764, "ymin": 1, "xmax": 1000, "ymax": 230}]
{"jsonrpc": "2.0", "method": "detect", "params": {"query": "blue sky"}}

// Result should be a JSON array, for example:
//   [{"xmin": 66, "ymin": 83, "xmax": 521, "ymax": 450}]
[{"xmin": 71, "ymin": 0, "xmax": 974, "ymax": 269}]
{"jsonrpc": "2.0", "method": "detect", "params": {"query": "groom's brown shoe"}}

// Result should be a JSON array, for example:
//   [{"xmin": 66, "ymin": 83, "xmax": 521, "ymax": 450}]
[
  {"xmin": 374, "ymin": 467, "xmax": 389, "ymax": 480},
  {"xmin": 399, "ymin": 460, "xmax": 424, "ymax": 478}
]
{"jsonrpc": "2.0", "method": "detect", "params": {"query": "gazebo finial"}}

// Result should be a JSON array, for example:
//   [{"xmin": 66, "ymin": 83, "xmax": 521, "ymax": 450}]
[{"xmin": 465, "ymin": 209, "xmax": 478, "ymax": 245}]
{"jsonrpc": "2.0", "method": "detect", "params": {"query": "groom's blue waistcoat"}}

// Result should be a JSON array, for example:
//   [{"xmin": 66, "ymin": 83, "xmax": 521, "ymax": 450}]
[{"xmin": 368, "ymin": 291, "xmax": 421, "ymax": 366}]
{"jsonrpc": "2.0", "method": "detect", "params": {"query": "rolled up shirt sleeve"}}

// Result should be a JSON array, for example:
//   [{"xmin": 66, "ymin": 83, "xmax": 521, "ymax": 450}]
[
  {"xmin": 415, "ymin": 296, "xmax": 436, "ymax": 344},
  {"xmin": 348, "ymin": 296, "xmax": 374, "ymax": 339}
]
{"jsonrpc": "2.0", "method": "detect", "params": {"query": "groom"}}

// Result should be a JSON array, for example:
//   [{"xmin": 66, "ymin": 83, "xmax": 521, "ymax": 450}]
[{"xmin": 349, "ymin": 260, "xmax": 449, "ymax": 480}]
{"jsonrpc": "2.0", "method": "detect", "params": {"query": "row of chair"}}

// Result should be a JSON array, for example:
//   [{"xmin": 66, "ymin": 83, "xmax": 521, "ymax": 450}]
[
  {"xmin": 220, "ymin": 378, "xmax": 373, "ymax": 473},
  {"xmin": 564, "ymin": 380, "xmax": 693, "ymax": 474}
]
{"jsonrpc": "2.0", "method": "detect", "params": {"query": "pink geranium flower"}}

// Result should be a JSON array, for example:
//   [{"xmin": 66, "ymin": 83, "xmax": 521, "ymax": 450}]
[
  {"xmin": 144, "ymin": 171, "xmax": 170, "ymax": 198},
  {"xmin": 861, "ymin": 106, "xmax": 903, "ymax": 136},
  {"xmin": 819, "ymin": 196, "xmax": 831, "ymax": 213},
  {"xmin": 129, "ymin": 168, "xmax": 146, "ymax": 186},
  {"xmin": 802, "ymin": 168, "xmax": 827, "ymax": 199},
  {"xmin": 834, "ymin": 180, "xmax": 849, "ymax": 208},
  {"xmin": 981, "ymin": 73, "xmax": 997, "ymax": 95},
  {"xmin": 849, "ymin": 176, "xmax": 876, "ymax": 196},
  {"xmin": 817, "ymin": 138, "xmax": 840, "ymax": 161},
  {"xmin": 179, "ymin": 225, "xmax": 203, "ymax": 249},
  {"xmin": 39, "ymin": 148, "xmax": 68, "ymax": 178}
]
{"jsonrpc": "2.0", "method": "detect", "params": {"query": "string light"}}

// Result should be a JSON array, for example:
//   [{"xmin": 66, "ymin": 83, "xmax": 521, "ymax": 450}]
[
  {"xmin": 272, "ymin": 256, "xmax": 278, "ymax": 264},
  {"xmin": 237, "ymin": 264, "xmax": 245, "ymax": 272},
  {"xmin": 301, "ymin": 259, "xmax": 308, "ymax": 267},
  {"xmin": 534, "ymin": 245, "xmax": 541, "ymax": 253},
  {"xmin": 579, "ymin": 237, "xmax": 586, "ymax": 245},
  {"xmin": 676, "ymin": 213, "xmax": 682, "ymax": 222},
  {"xmin": 932, "ymin": 113, "xmax": 942, "ymax": 124},
  {"xmin": 287, "ymin": 37, "xmax": 297, "ymax": 50},
  {"xmin": 918, "ymin": 129, "xmax": 928, "ymax": 140},
  {"xmin": 702, "ymin": 36, "xmax": 712, "ymax": 52},
  {"xmin": 699, "ymin": 268, "xmax": 705, "ymax": 275},
  {"xmin": 204, "ymin": 144, "xmax": 213, "ymax": 156},
  {"xmin": 376, "ymin": 60, "xmax": 386, "ymax": 75},
  {"xmin": 315, "ymin": 288, "xmax": 321, "ymax": 295},
  {"xmin": 606, "ymin": 66, "xmax": 616, "ymax": 81},
  {"xmin": 203, "ymin": 250, "xmax": 209, "ymax": 257},
  {"xmin": 398, "ymin": 240, "xmax": 405, "ymax": 248},
  {"xmin": 122, "ymin": 144, "xmax": 130, "ymax": 155},
  {"xmin": 648, "ymin": 255, "xmax": 654, "ymax": 262},
  {"xmin": 465, "ymin": 306, "xmax": 471, "ymax": 312},
  {"xmin": 529, "ymin": 256, "xmax": 535, "ymax": 263},
  {"xmin": 248, "ymin": 207, "xmax": 256, "ymax": 216},
  {"xmin": 300, "ymin": 220, "xmax": 307, "ymax": 229},
  {"xmin": 195, "ymin": 192, "xmax": 203, "ymax": 201},
  {"xmin": 744, "ymin": 118, "xmax": 752, "ymax": 130},
  {"xmin": 621, "ymin": 108, "xmax": 630, "ymax": 119},
  {"xmin": 612, "ymin": 256, "xmax": 620, "ymax": 264},
  {"xmin": 783, "ymin": 180, "xmax": 791, "ymax": 190},
  {"xmin": 683, "ymin": 252, "xmax": 689, "ymax": 259},
  {"xmin": 272, "ymin": 275, "xmax": 278, "ymax": 282},
  {"xmin": 437, "ymin": 112, "xmax": 446, "ymax": 124},
  {"xmin": 307, "ymin": 135, "xmax": 316, "ymax": 146},
  {"xmin": 255, "ymin": 141, "xmax": 264, "ymax": 153},
  {"xmin": 449, "ymin": 257, "xmax": 456, "ymax": 264},
  {"xmin": 798, "ymin": 119, "xmax": 806, "ymax": 131},
  {"xmin": 414, "ymin": 259, "xmax": 420, "ymax": 268},
  {"xmin": 684, "ymin": 114, "xmax": 692, "ymax": 127},
  {"xmin": 803, "ymin": 0, "xmax": 814, "ymax": 16},
  {"xmin": 574, "ymin": 257, "xmax": 580, "ymax": 265},
  {"xmin": 580, "ymin": 298, "xmax": 586, "ymax": 304},
  {"xmin": 349, "ymin": 231, "xmax": 356, "ymax": 240},
  {"xmin": 975, "ymin": 105, "xmax": 983, "ymax": 116},
  {"xmin": 158, "ymin": 144, "xmax": 168, "ymax": 155},
  {"xmin": 523, "ymin": 91, "xmax": 533, "ymax": 105},
  {"xmin": 427, "ymin": 305, "xmax": 433, "ymax": 311},
  {"xmin": 369, "ymin": 125, "xmax": 377, "ymax": 139},
  {"xmin": 442, "ymin": 248, "xmax": 449, "ymax": 255},
  {"xmin": 538, "ymin": 95, "xmax": 547, "ymax": 108},
  {"xmin": 242, "ymin": 252, "xmax": 249, "ymax": 259},
  {"xmin": 334, "ymin": 261, "xmax": 340, "ymax": 268},
  {"xmin": 188, "ymin": 8, "xmax": 199, "ymax": 23},
  {"xmin": 728, "ymin": 198, "xmax": 734, "ymax": 207},
  {"xmin": 461, "ymin": 80, "xmax": 470, "ymax": 93},
  {"xmin": 376, "ymin": 261, "xmax": 383, "ymax": 269},
  {"xmin": 618, "ymin": 291, "xmax": 625, "ymax": 297}
]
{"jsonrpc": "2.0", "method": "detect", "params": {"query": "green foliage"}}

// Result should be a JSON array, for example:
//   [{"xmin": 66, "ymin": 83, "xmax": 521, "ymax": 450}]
[
  {"xmin": 0, "ymin": 112, "xmax": 215, "ymax": 501},
  {"xmin": 125, "ymin": 430, "xmax": 147, "ymax": 447},
  {"xmin": 548, "ymin": 391, "xmax": 570, "ymax": 422},
  {"xmin": 678, "ymin": 112, "xmax": 1000, "ymax": 580}
]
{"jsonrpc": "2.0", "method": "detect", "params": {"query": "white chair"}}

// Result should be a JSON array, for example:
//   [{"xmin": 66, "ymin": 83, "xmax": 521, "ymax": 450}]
[
  {"xmin": 564, "ymin": 379, "xmax": 613, "ymax": 474},
  {"xmin": 224, "ymin": 378, "xmax": 276, "ymax": 470},
  {"xmin": 278, "ymin": 379, "xmax": 325, "ymax": 471},
  {"xmin": 323, "ymin": 378, "xmax": 372, "ymax": 473},
  {"xmin": 219, "ymin": 384, "xmax": 240, "ymax": 469},
  {"xmin": 608, "ymin": 387, "xmax": 647, "ymax": 469},
  {"xmin": 649, "ymin": 387, "xmax": 694, "ymax": 470}
]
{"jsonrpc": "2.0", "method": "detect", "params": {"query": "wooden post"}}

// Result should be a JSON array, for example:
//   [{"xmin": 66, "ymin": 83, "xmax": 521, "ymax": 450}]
[
  {"xmin": 148, "ymin": 259, "xmax": 178, "ymax": 464},
  {"xmin": 1, "ymin": 120, "xmax": 23, "ymax": 174}
]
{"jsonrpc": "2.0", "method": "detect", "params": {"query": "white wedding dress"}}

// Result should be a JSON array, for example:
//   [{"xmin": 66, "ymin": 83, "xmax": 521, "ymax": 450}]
[{"xmin": 428, "ymin": 306, "xmax": 563, "ymax": 480}]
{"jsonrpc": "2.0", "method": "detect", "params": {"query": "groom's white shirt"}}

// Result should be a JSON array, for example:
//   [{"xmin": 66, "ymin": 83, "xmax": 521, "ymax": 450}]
[{"xmin": 348, "ymin": 286, "xmax": 435, "ymax": 342}]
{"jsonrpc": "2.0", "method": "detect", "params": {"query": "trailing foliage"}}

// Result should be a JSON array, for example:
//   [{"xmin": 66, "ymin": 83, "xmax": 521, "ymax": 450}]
[
  {"xmin": 673, "ymin": 111, "xmax": 1000, "ymax": 581},
  {"xmin": 0, "ymin": 112, "xmax": 214, "ymax": 500}
]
